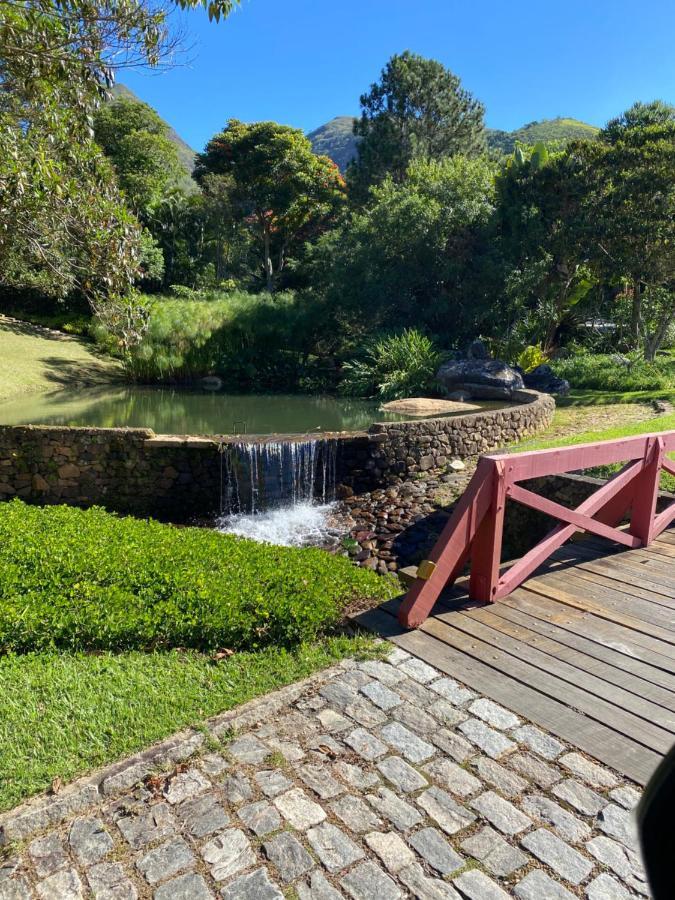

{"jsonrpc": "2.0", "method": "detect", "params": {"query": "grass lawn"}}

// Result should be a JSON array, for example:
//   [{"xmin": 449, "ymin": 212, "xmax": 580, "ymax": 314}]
[
  {"xmin": 0, "ymin": 636, "xmax": 378, "ymax": 813},
  {"xmin": 0, "ymin": 315, "xmax": 120, "ymax": 404}
]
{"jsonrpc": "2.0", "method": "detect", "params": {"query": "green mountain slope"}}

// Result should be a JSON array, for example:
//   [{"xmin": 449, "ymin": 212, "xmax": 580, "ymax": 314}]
[
  {"xmin": 307, "ymin": 116, "xmax": 359, "ymax": 172},
  {"xmin": 487, "ymin": 117, "xmax": 600, "ymax": 153}
]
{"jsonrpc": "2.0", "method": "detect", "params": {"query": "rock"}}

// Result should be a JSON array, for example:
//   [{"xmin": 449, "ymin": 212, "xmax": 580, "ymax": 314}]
[
  {"xmin": 467, "ymin": 338, "xmax": 490, "ymax": 360},
  {"xmin": 436, "ymin": 359, "xmax": 524, "ymax": 400},
  {"xmin": 446, "ymin": 390, "xmax": 473, "ymax": 402},
  {"xmin": 379, "ymin": 398, "xmax": 480, "ymax": 416},
  {"xmin": 523, "ymin": 364, "xmax": 570, "ymax": 395},
  {"xmin": 200, "ymin": 376, "xmax": 223, "ymax": 391},
  {"xmin": 448, "ymin": 459, "xmax": 465, "ymax": 471}
]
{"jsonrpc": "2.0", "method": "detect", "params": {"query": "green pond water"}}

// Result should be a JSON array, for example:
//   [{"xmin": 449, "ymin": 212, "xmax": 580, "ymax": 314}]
[{"xmin": 0, "ymin": 386, "xmax": 467, "ymax": 435}]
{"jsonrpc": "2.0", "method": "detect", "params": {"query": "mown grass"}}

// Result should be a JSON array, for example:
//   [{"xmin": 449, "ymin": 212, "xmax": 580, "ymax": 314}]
[{"xmin": 0, "ymin": 636, "xmax": 380, "ymax": 812}]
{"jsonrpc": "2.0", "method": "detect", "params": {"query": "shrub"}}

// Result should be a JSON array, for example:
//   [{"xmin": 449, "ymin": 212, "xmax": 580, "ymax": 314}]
[
  {"xmin": 517, "ymin": 345, "xmax": 548, "ymax": 373},
  {"xmin": 0, "ymin": 500, "xmax": 396, "ymax": 653},
  {"xmin": 551, "ymin": 352, "xmax": 675, "ymax": 392},
  {"xmin": 341, "ymin": 329, "xmax": 444, "ymax": 400}
]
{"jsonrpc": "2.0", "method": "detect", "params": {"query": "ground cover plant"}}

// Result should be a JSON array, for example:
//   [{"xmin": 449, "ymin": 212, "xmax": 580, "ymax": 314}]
[
  {"xmin": 551, "ymin": 352, "xmax": 675, "ymax": 392},
  {"xmin": 0, "ymin": 500, "xmax": 396, "ymax": 653}
]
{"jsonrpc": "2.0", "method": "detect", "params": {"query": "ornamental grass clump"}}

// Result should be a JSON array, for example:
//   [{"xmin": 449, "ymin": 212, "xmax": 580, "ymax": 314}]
[{"xmin": 0, "ymin": 500, "xmax": 396, "ymax": 653}]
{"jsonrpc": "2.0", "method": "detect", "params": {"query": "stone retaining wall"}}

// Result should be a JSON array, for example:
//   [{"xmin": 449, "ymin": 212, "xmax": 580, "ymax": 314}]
[{"xmin": 0, "ymin": 390, "xmax": 554, "ymax": 519}]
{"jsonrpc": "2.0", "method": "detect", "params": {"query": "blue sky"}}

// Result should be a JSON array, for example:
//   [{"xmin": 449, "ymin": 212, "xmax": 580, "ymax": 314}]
[{"xmin": 122, "ymin": 0, "xmax": 675, "ymax": 152}]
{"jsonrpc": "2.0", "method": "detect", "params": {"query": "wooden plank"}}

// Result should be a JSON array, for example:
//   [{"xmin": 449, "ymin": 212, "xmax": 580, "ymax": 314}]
[
  {"xmin": 558, "ymin": 547, "xmax": 675, "ymax": 595},
  {"xmin": 579, "ymin": 536, "xmax": 675, "ymax": 577},
  {"xmin": 353, "ymin": 604, "xmax": 661, "ymax": 784},
  {"xmin": 505, "ymin": 587, "xmax": 675, "ymax": 670},
  {"xmin": 468, "ymin": 603, "xmax": 675, "ymax": 714},
  {"xmin": 488, "ymin": 600, "xmax": 675, "ymax": 695},
  {"xmin": 425, "ymin": 606, "xmax": 675, "ymax": 748},
  {"xmin": 645, "ymin": 540, "xmax": 675, "ymax": 559},
  {"xmin": 656, "ymin": 530, "xmax": 675, "ymax": 546}
]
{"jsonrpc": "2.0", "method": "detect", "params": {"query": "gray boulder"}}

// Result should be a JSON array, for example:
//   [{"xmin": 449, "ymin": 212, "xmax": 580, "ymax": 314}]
[
  {"xmin": 523, "ymin": 365, "xmax": 570, "ymax": 396},
  {"xmin": 436, "ymin": 359, "xmax": 524, "ymax": 400}
]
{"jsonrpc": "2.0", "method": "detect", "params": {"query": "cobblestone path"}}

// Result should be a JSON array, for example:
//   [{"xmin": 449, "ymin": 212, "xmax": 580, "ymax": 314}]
[{"xmin": 0, "ymin": 647, "xmax": 650, "ymax": 899}]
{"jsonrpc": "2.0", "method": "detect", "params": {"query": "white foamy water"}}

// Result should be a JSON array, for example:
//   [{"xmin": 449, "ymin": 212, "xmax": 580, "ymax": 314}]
[{"xmin": 217, "ymin": 501, "xmax": 338, "ymax": 548}]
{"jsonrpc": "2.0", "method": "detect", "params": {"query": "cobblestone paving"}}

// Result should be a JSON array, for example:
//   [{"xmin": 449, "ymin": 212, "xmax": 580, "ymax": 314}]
[{"xmin": 0, "ymin": 648, "xmax": 651, "ymax": 899}]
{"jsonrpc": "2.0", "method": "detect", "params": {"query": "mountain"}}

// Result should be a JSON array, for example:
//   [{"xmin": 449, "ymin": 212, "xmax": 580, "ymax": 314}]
[
  {"xmin": 308, "ymin": 115, "xmax": 600, "ymax": 170},
  {"xmin": 308, "ymin": 116, "xmax": 359, "ymax": 172},
  {"xmin": 109, "ymin": 84, "xmax": 198, "ymax": 189},
  {"xmin": 486, "ymin": 117, "xmax": 600, "ymax": 154}
]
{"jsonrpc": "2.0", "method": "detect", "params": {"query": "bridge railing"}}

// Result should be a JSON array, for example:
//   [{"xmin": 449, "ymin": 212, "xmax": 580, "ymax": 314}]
[{"xmin": 399, "ymin": 431, "xmax": 675, "ymax": 629}]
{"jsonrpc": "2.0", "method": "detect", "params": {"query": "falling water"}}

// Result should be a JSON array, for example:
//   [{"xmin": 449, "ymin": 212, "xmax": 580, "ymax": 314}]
[{"xmin": 215, "ymin": 439, "xmax": 339, "ymax": 547}]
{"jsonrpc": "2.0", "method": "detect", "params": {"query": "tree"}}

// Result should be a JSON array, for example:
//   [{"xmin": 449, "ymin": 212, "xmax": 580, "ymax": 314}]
[
  {"xmin": 94, "ymin": 99, "xmax": 184, "ymax": 218},
  {"xmin": 194, "ymin": 120, "xmax": 346, "ymax": 290},
  {"xmin": 348, "ymin": 51, "xmax": 486, "ymax": 197}
]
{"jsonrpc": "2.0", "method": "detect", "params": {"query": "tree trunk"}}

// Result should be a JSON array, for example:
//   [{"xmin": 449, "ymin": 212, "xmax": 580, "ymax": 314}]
[
  {"xmin": 263, "ymin": 222, "xmax": 273, "ymax": 291},
  {"xmin": 630, "ymin": 278, "xmax": 643, "ymax": 346}
]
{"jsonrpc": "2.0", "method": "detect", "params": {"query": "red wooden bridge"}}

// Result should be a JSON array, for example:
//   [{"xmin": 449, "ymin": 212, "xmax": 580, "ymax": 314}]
[{"xmin": 357, "ymin": 431, "xmax": 675, "ymax": 784}]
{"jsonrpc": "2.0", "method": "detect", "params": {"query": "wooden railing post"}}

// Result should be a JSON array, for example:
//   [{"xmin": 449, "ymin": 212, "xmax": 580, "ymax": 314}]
[
  {"xmin": 469, "ymin": 460, "xmax": 506, "ymax": 602},
  {"xmin": 629, "ymin": 436, "xmax": 665, "ymax": 545}
]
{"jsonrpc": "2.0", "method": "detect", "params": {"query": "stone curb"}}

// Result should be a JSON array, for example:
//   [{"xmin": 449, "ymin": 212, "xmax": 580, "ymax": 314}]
[{"xmin": 0, "ymin": 663, "xmax": 345, "ymax": 844}]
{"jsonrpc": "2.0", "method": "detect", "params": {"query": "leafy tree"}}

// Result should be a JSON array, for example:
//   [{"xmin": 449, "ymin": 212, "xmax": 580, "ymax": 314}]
[
  {"xmin": 94, "ymin": 99, "xmax": 185, "ymax": 217},
  {"xmin": 194, "ymin": 120, "xmax": 346, "ymax": 290},
  {"xmin": 348, "ymin": 51, "xmax": 486, "ymax": 197}
]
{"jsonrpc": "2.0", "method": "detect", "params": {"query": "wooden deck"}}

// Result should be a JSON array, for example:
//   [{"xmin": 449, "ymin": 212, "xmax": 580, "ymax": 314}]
[{"xmin": 355, "ymin": 529, "xmax": 675, "ymax": 785}]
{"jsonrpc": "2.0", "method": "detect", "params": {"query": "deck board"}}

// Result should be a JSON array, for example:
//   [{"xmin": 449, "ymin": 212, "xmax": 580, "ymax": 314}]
[{"xmin": 355, "ymin": 531, "xmax": 675, "ymax": 785}]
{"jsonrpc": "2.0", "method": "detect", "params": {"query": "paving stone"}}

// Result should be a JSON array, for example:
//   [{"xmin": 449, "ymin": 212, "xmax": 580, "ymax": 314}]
[
  {"xmin": 176, "ymin": 793, "xmax": 230, "ymax": 838},
  {"xmin": 344, "ymin": 728, "xmax": 388, "ymax": 761},
  {"xmin": 296, "ymin": 870, "xmax": 344, "ymax": 900},
  {"xmin": 340, "ymin": 670, "xmax": 373, "ymax": 690},
  {"xmin": 424, "ymin": 758, "xmax": 480, "ymax": 798},
  {"xmin": 317, "ymin": 708, "xmax": 352, "ymax": 733},
  {"xmin": 399, "ymin": 862, "xmax": 462, "ymax": 899},
  {"xmin": 360, "ymin": 681, "xmax": 402, "ymax": 710},
  {"xmin": 387, "ymin": 648, "xmax": 412, "ymax": 666},
  {"xmin": 263, "ymin": 831, "xmax": 314, "ymax": 882},
  {"xmin": 453, "ymin": 868, "xmax": 510, "ymax": 900},
  {"xmin": 416, "ymin": 786, "xmax": 476, "ymax": 835},
  {"xmin": 307, "ymin": 733, "xmax": 344, "ymax": 758},
  {"xmin": 585, "ymin": 873, "xmax": 632, "ymax": 900},
  {"xmin": 299, "ymin": 763, "xmax": 345, "ymax": 799},
  {"xmin": 222, "ymin": 773, "xmax": 253, "ymax": 804},
  {"xmin": 358, "ymin": 661, "xmax": 405, "ymax": 685},
  {"xmin": 29, "ymin": 833, "xmax": 68, "ymax": 877},
  {"xmin": 391, "ymin": 702, "xmax": 439, "ymax": 736},
  {"xmin": 597, "ymin": 803, "xmax": 638, "ymax": 849},
  {"xmin": 331, "ymin": 795, "xmax": 383, "ymax": 833},
  {"xmin": 379, "ymin": 722, "xmax": 435, "ymax": 763},
  {"xmin": 509, "ymin": 752, "xmax": 560, "ymax": 788},
  {"xmin": 0, "ymin": 879, "xmax": 31, "ymax": 900},
  {"xmin": 201, "ymin": 829, "xmax": 255, "ymax": 881},
  {"xmin": 220, "ymin": 868, "xmax": 283, "ymax": 900},
  {"xmin": 321, "ymin": 681, "xmax": 357, "ymax": 709},
  {"xmin": 459, "ymin": 719, "xmax": 516, "ymax": 759},
  {"xmin": 345, "ymin": 698, "xmax": 388, "ymax": 729},
  {"xmin": 559, "ymin": 753, "xmax": 619, "ymax": 789},
  {"xmin": 552, "ymin": 779, "xmax": 608, "ymax": 816},
  {"xmin": 87, "ymin": 862, "xmax": 138, "ymax": 900},
  {"xmin": 470, "ymin": 790, "xmax": 531, "ymax": 835},
  {"xmin": 514, "ymin": 869, "xmax": 576, "ymax": 900},
  {"xmin": 306, "ymin": 822, "xmax": 364, "ymax": 873},
  {"xmin": 367, "ymin": 787, "xmax": 423, "ymax": 830},
  {"xmin": 341, "ymin": 860, "xmax": 402, "ymax": 900},
  {"xmin": 398, "ymin": 657, "xmax": 439, "ymax": 683},
  {"xmin": 255, "ymin": 769, "xmax": 293, "ymax": 798},
  {"xmin": 609, "ymin": 785, "xmax": 641, "ymax": 810},
  {"xmin": 460, "ymin": 825, "xmax": 528, "ymax": 877},
  {"xmin": 154, "ymin": 872, "xmax": 213, "ymax": 900},
  {"xmin": 585, "ymin": 836, "xmax": 647, "ymax": 892},
  {"xmin": 36, "ymin": 869, "xmax": 83, "ymax": 900},
  {"xmin": 364, "ymin": 831, "xmax": 415, "ymax": 875},
  {"xmin": 431, "ymin": 729, "xmax": 474, "ymax": 763},
  {"xmin": 200, "ymin": 752, "xmax": 229, "ymax": 777},
  {"xmin": 471, "ymin": 757, "xmax": 527, "ymax": 798},
  {"xmin": 334, "ymin": 761, "xmax": 380, "ymax": 790},
  {"xmin": 513, "ymin": 725, "xmax": 565, "ymax": 759},
  {"xmin": 409, "ymin": 827, "xmax": 463, "ymax": 874},
  {"xmin": 521, "ymin": 828, "xmax": 594, "ymax": 885},
  {"xmin": 521, "ymin": 794, "xmax": 592, "ymax": 843},
  {"xmin": 376, "ymin": 755, "xmax": 428, "ymax": 792},
  {"xmin": 273, "ymin": 788, "xmax": 326, "ymax": 830},
  {"xmin": 266, "ymin": 737, "xmax": 306, "ymax": 762},
  {"xmin": 237, "ymin": 800, "xmax": 281, "ymax": 836},
  {"xmin": 429, "ymin": 678, "xmax": 476, "ymax": 706},
  {"xmin": 68, "ymin": 816, "xmax": 113, "ymax": 867},
  {"xmin": 163, "ymin": 768, "xmax": 211, "ymax": 805},
  {"xmin": 468, "ymin": 698, "xmax": 520, "ymax": 730},
  {"xmin": 395, "ymin": 678, "xmax": 436, "ymax": 707},
  {"xmin": 427, "ymin": 699, "xmax": 468, "ymax": 728},
  {"xmin": 227, "ymin": 733, "xmax": 270, "ymax": 765},
  {"xmin": 136, "ymin": 836, "xmax": 194, "ymax": 885},
  {"xmin": 115, "ymin": 803, "xmax": 175, "ymax": 849}
]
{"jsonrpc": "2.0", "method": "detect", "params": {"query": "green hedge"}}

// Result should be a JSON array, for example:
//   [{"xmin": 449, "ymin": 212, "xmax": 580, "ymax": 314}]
[
  {"xmin": 551, "ymin": 353, "xmax": 675, "ymax": 392},
  {"xmin": 0, "ymin": 501, "xmax": 395, "ymax": 653}
]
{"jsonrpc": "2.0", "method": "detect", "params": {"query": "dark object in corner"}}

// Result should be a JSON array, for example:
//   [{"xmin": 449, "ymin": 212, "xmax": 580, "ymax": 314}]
[
  {"xmin": 638, "ymin": 741, "xmax": 675, "ymax": 899},
  {"xmin": 523, "ymin": 364, "xmax": 570, "ymax": 396}
]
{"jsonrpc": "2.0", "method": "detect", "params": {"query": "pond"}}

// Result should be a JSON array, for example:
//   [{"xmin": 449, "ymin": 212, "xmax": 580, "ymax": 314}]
[{"xmin": 0, "ymin": 385, "xmax": 463, "ymax": 435}]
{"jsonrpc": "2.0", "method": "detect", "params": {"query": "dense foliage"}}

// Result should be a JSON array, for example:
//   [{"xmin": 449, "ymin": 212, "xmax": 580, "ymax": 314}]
[
  {"xmin": 341, "ymin": 330, "xmax": 445, "ymax": 400},
  {"xmin": 0, "ymin": 500, "xmax": 395, "ymax": 653},
  {"xmin": 551, "ymin": 353, "xmax": 675, "ymax": 392}
]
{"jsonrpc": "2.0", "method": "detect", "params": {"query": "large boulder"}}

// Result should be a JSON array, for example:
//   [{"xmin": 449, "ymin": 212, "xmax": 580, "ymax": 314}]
[
  {"xmin": 523, "ymin": 364, "xmax": 570, "ymax": 396},
  {"xmin": 436, "ymin": 359, "xmax": 525, "ymax": 400}
]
